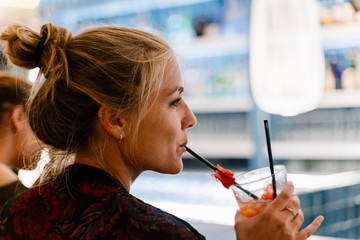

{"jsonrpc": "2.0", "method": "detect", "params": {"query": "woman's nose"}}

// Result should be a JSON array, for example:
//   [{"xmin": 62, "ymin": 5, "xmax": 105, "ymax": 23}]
[{"xmin": 183, "ymin": 101, "xmax": 197, "ymax": 129}]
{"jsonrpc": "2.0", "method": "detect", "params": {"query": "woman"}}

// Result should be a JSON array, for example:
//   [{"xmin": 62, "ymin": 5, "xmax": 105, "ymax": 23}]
[
  {"xmin": 0, "ymin": 23, "xmax": 322, "ymax": 239},
  {"xmin": 0, "ymin": 72, "xmax": 41, "ymax": 209}
]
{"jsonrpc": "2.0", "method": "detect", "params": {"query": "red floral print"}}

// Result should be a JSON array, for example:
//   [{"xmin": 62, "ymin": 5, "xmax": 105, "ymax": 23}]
[{"xmin": 0, "ymin": 164, "xmax": 205, "ymax": 240}]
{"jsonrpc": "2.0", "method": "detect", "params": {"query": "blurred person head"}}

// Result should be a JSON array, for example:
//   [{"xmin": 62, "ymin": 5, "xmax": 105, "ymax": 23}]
[
  {"xmin": 0, "ymin": 23, "xmax": 197, "ymax": 186},
  {"xmin": 0, "ymin": 71, "xmax": 41, "ymax": 169}
]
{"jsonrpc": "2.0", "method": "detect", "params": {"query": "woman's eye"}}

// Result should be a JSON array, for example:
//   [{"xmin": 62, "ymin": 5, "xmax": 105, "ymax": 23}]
[{"xmin": 170, "ymin": 97, "xmax": 182, "ymax": 106}]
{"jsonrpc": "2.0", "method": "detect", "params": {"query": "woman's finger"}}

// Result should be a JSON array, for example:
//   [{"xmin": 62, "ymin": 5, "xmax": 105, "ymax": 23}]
[
  {"xmin": 267, "ymin": 182, "xmax": 294, "ymax": 211},
  {"xmin": 290, "ymin": 209, "xmax": 305, "ymax": 231},
  {"xmin": 282, "ymin": 207, "xmax": 298, "ymax": 221},
  {"xmin": 296, "ymin": 216, "xmax": 324, "ymax": 240},
  {"xmin": 281, "ymin": 193, "xmax": 301, "ymax": 221}
]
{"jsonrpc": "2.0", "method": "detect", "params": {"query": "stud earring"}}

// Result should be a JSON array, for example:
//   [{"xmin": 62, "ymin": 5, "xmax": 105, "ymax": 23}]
[{"xmin": 98, "ymin": 112, "xmax": 104, "ymax": 118}]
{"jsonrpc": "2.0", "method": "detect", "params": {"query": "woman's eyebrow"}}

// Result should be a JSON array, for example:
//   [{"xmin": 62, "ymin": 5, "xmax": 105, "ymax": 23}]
[{"xmin": 168, "ymin": 86, "xmax": 184, "ymax": 96}]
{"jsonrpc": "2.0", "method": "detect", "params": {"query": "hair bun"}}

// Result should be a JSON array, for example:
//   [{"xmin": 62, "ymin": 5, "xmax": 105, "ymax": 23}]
[
  {"xmin": 36, "ymin": 23, "xmax": 72, "ymax": 72},
  {"xmin": 0, "ymin": 24, "xmax": 39, "ymax": 69},
  {"xmin": 0, "ymin": 23, "xmax": 72, "ymax": 76},
  {"xmin": 35, "ymin": 28, "xmax": 49, "ymax": 68}
]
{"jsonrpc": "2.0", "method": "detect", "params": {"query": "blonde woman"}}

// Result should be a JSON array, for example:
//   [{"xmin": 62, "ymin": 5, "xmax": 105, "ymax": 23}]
[{"xmin": 0, "ymin": 23, "xmax": 322, "ymax": 239}]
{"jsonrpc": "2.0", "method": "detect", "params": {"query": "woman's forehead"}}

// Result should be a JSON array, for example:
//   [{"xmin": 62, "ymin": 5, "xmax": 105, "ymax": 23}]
[{"xmin": 163, "ymin": 59, "xmax": 182, "ymax": 88}]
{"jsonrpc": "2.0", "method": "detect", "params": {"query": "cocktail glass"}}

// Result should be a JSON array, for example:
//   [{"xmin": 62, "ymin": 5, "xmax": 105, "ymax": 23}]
[{"xmin": 231, "ymin": 165, "xmax": 287, "ymax": 217}]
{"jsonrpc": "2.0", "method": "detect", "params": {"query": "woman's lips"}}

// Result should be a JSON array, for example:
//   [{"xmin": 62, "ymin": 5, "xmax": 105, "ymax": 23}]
[{"xmin": 180, "ymin": 141, "xmax": 188, "ymax": 152}]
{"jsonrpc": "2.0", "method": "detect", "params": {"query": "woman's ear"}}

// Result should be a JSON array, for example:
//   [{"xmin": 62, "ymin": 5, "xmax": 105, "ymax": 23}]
[
  {"xmin": 97, "ymin": 106, "xmax": 127, "ymax": 140},
  {"xmin": 9, "ymin": 105, "xmax": 26, "ymax": 133}
]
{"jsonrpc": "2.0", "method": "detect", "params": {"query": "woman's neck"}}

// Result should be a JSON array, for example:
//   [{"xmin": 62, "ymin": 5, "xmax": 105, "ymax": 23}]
[{"xmin": 74, "ymin": 154, "xmax": 138, "ymax": 192}]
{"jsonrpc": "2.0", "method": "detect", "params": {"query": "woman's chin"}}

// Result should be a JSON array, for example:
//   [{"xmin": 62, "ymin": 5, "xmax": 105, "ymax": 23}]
[{"xmin": 163, "ymin": 162, "xmax": 183, "ymax": 175}]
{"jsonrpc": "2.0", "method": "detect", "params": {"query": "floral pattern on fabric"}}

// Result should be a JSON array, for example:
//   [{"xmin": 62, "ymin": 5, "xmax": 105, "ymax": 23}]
[{"xmin": 0, "ymin": 164, "xmax": 205, "ymax": 240}]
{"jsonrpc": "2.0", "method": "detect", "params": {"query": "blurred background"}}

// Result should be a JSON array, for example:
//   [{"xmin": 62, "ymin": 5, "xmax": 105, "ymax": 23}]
[{"xmin": 2, "ymin": 0, "xmax": 360, "ymax": 239}]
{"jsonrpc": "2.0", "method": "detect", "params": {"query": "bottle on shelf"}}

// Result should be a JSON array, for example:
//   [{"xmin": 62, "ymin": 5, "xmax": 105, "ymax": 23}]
[
  {"xmin": 341, "ymin": 50, "xmax": 359, "ymax": 89},
  {"xmin": 329, "ymin": 53, "xmax": 345, "ymax": 89},
  {"xmin": 355, "ymin": 50, "xmax": 360, "ymax": 88},
  {"xmin": 325, "ymin": 57, "xmax": 336, "ymax": 91}
]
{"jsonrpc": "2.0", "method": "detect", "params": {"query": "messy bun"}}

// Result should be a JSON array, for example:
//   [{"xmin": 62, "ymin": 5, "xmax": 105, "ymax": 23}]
[
  {"xmin": 1, "ymin": 22, "xmax": 173, "ymax": 180},
  {"xmin": 1, "ymin": 24, "xmax": 40, "ymax": 69},
  {"xmin": 1, "ymin": 23, "xmax": 72, "ymax": 87},
  {"xmin": 1, "ymin": 23, "xmax": 76, "ymax": 151}
]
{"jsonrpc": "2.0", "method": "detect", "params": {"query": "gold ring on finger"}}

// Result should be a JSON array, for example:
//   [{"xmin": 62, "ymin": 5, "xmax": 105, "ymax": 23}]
[{"xmin": 283, "ymin": 207, "xmax": 297, "ymax": 218}]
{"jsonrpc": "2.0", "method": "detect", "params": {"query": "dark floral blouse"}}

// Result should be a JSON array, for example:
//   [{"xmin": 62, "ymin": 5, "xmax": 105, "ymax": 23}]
[
  {"xmin": 0, "ymin": 164, "xmax": 206, "ymax": 240},
  {"xmin": 0, "ymin": 180, "xmax": 28, "ymax": 210}
]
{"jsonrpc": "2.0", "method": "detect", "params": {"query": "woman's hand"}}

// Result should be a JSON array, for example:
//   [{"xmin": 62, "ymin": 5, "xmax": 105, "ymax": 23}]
[{"xmin": 234, "ymin": 182, "xmax": 324, "ymax": 240}]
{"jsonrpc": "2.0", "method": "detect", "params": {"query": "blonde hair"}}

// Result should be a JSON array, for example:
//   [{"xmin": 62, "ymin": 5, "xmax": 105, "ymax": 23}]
[{"xmin": 0, "ymin": 23, "xmax": 174, "ymax": 181}]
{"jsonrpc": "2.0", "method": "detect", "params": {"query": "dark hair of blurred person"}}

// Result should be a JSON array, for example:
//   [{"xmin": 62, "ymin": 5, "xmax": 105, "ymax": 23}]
[{"xmin": 0, "ymin": 71, "xmax": 41, "ymax": 209}]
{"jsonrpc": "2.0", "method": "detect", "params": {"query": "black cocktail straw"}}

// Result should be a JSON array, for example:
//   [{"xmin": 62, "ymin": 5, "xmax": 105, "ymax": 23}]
[
  {"xmin": 185, "ymin": 146, "xmax": 258, "ymax": 199},
  {"xmin": 264, "ymin": 120, "xmax": 277, "ymax": 198}
]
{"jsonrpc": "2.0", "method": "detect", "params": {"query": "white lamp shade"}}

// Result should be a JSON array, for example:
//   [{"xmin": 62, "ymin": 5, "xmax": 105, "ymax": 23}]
[{"xmin": 249, "ymin": 0, "xmax": 325, "ymax": 116}]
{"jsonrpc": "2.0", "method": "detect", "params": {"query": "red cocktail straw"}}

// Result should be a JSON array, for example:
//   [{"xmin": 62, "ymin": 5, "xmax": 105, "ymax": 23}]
[
  {"xmin": 185, "ymin": 146, "xmax": 258, "ymax": 199},
  {"xmin": 264, "ymin": 120, "xmax": 277, "ymax": 198}
]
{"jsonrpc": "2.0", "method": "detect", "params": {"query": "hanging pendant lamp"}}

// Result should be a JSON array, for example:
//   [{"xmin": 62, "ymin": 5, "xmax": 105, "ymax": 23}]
[{"xmin": 249, "ymin": 0, "xmax": 325, "ymax": 116}]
